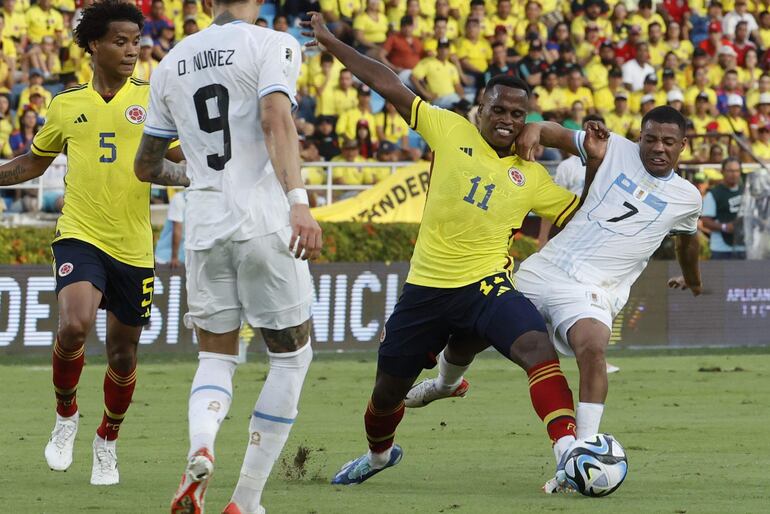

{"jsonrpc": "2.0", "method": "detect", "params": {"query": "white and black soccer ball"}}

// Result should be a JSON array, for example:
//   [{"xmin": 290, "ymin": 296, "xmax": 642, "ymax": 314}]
[{"xmin": 563, "ymin": 433, "xmax": 628, "ymax": 497}]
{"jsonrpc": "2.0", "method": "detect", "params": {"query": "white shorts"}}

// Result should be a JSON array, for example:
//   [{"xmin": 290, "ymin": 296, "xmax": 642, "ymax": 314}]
[
  {"xmin": 184, "ymin": 226, "xmax": 313, "ymax": 333},
  {"xmin": 514, "ymin": 253, "xmax": 620, "ymax": 356}
]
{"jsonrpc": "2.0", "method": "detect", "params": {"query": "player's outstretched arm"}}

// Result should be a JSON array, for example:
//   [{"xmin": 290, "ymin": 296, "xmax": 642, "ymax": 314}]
[
  {"xmin": 302, "ymin": 12, "xmax": 416, "ymax": 123},
  {"xmin": 134, "ymin": 134, "xmax": 190, "ymax": 187},
  {"xmin": 515, "ymin": 121, "xmax": 609, "ymax": 162},
  {"xmin": 0, "ymin": 152, "xmax": 54, "ymax": 186},
  {"xmin": 260, "ymin": 92, "xmax": 322, "ymax": 261},
  {"xmin": 668, "ymin": 233, "xmax": 703, "ymax": 296}
]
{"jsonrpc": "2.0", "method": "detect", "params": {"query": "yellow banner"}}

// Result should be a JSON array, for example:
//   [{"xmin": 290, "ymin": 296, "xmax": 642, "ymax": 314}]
[{"xmin": 311, "ymin": 162, "xmax": 431, "ymax": 223}]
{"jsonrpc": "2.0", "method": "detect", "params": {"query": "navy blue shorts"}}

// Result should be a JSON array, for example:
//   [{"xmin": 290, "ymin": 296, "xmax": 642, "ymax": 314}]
[
  {"xmin": 378, "ymin": 272, "xmax": 547, "ymax": 378},
  {"xmin": 52, "ymin": 238, "xmax": 154, "ymax": 327}
]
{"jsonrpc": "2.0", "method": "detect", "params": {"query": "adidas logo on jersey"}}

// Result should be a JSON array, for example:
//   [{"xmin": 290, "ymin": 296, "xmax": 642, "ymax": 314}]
[
  {"xmin": 74, "ymin": 114, "xmax": 88, "ymax": 124},
  {"xmin": 459, "ymin": 147, "xmax": 473, "ymax": 156}
]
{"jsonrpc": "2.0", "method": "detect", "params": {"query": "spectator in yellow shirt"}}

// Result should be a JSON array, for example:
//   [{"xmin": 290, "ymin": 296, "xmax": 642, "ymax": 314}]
[
  {"xmin": 25, "ymin": 0, "xmax": 63, "ymax": 45},
  {"xmin": 718, "ymin": 94, "xmax": 750, "ymax": 136},
  {"xmin": 571, "ymin": 0, "xmax": 612, "ymax": 44},
  {"xmin": 375, "ymin": 101, "xmax": 410, "ymax": 148},
  {"xmin": 457, "ymin": 18, "xmax": 492, "ymax": 88},
  {"xmin": 468, "ymin": 0, "xmax": 495, "ymax": 38},
  {"xmin": 17, "ymin": 68, "xmax": 52, "ymax": 110},
  {"xmin": 629, "ymin": 73, "xmax": 667, "ymax": 113},
  {"xmin": 594, "ymin": 67, "xmax": 630, "ymax": 114},
  {"xmin": 604, "ymin": 91, "xmax": 639, "ymax": 138},
  {"xmin": 2, "ymin": 0, "xmax": 28, "ymax": 50},
  {"xmin": 434, "ymin": 0, "xmax": 459, "ymax": 40},
  {"xmin": 647, "ymin": 22, "xmax": 669, "ymax": 68},
  {"xmin": 176, "ymin": 0, "xmax": 210, "ymax": 41},
  {"xmin": 333, "ymin": 69, "xmax": 359, "ymax": 116},
  {"xmin": 665, "ymin": 21, "xmax": 694, "ymax": 63},
  {"xmin": 690, "ymin": 92, "xmax": 718, "ymax": 134},
  {"xmin": 533, "ymin": 69, "xmax": 566, "ymax": 115},
  {"xmin": 336, "ymin": 84, "xmax": 379, "ymax": 143},
  {"xmin": 751, "ymin": 124, "xmax": 770, "ymax": 161},
  {"xmin": 353, "ymin": 0, "xmax": 388, "ymax": 54},
  {"xmin": 489, "ymin": 0, "xmax": 516, "ymax": 46},
  {"xmin": 514, "ymin": 1, "xmax": 548, "ymax": 44},
  {"xmin": 685, "ymin": 66, "xmax": 718, "ymax": 115},
  {"xmin": 133, "ymin": 36, "xmax": 158, "ymax": 82},
  {"xmin": 747, "ymin": 74, "xmax": 770, "ymax": 116},
  {"xmin": 563, "ymin": 68, "xmax": 595, "ymax": 113},
  {"xmin": 424, "ymin": 17, "xmax": 458, "ymax": 57},
  {"xmin": 332, "ymin": 137, "xmax": 369, "ymax": 187},
  {"xmin": 629, "ymin": 0, "xmax": 666, "ymax": 38},
  {"xmin": 411, "ymin": 39, "xmax": 465, "ymax": 108}
]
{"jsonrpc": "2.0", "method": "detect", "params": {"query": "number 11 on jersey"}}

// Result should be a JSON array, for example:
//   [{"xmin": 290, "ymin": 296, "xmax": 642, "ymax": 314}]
[{"xmin": 463, "ymin": 176, "xmax": 495, "ymax": 211}]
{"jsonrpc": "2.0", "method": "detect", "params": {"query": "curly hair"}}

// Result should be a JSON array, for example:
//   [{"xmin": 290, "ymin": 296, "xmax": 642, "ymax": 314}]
[{"xmin": 74, "ymin": 0, "xmax": 145, "ymax": 54}]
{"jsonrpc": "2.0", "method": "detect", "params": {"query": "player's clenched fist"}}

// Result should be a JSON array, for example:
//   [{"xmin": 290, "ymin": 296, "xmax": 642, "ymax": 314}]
[{"xmin": 290, "ymin": 204, "xmax": 323, "ymax": 260}]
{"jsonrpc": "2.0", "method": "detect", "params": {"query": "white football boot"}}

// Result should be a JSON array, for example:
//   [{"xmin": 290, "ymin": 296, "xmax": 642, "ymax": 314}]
[
  {"xmin": 44, "ymin": 414, "xmax": 79, "ymax": 471},
  {"xmin": 404, "ymin": 378, "xmax": 470, "ymax": 408},
  {"xmin": 90, "ymin": 435, "xmax": 119, "ymax": 485}
]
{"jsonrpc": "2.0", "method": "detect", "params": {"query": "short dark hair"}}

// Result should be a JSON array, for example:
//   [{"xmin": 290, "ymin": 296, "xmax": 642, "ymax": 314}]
[
  {"xmin": 485, "ymin": 74, "xmax": 531, "ymax": 98},
  {"xmin": 641, "ymin": 106, "xmax": 687, "ymax": 135},
  {"xmin": 492, "ymin": 41, "xmax": 506, "ymax": 50},
  {"xmin": 74, "ymin": 0, "xmax": 144, "ymax": 54},
  {"xmin": 721, "ymin": 156, "xmax": 741, "ymax": 171}
]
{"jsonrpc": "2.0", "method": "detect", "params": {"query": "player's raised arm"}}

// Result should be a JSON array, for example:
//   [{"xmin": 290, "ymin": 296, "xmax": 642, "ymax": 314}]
[
  {"xmin": 0, "ymin": 152, "xmax": 54, "ymax": 186},
  {"xmin": 260, "ymin": 90, "xmax": 322, "ymax": 261},
  {"xmin": 668, "ymin": 233, "xmax": 703, "ymax": 296},
  {"xmin": 515, "ymin": 121, "xmax": 609, "ymax": 163},
  {"xmin": 134, "ymin": 134, "xmax": 190, "ymax": 186},
  {"xmin": 302, "ymin": 12, "xmax": 416, "ymax": 123}
]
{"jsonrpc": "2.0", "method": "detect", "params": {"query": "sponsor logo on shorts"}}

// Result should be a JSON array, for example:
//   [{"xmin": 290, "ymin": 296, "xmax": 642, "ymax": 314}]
[
  {"xmin": 125, "ymin": 105, "xmax": 147, "ymax": 124},
  {"xmin": 508, "ymin": 166, "xmax": 526, "ymax": 187},
  {"xmin": 250, "ymin": 431, "xmax": 261, "ymax": 446},
  {"xmin": 58, "ymin": 262, "xmax": 74, "ymax": 277},
  {"xmin": 207, "ymin": 400, "xmax": 221, "ymax": 412}
]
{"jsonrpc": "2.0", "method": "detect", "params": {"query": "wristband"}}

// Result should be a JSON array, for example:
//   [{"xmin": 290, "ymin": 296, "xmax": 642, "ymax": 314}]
[{"xmin": 287, "ymin": 188, "xmax": 309, "ymax": 206}]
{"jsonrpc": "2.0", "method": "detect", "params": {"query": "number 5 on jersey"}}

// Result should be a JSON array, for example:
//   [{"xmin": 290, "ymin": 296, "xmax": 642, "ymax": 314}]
[{"xmin": 99, "ymin": 132, "xmax": 116, "ymax": 163}]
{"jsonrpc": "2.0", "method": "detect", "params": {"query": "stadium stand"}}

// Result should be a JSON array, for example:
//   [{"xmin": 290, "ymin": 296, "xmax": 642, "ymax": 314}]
[{"xmin": 0, "ymin": 0, "xmax": 768, "ymax": 257}]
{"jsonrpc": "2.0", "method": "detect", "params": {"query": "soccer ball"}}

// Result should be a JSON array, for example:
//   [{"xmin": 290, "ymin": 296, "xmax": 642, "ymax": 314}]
[{"xmin": 562, "ymin": 433, "xmax": 628, "ymax": 497}]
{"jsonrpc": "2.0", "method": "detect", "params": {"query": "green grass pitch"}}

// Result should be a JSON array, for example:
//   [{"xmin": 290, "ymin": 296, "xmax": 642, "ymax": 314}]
[{"xmin": 2, "ymin": 348, "xmax": 769, "ymax": 514}]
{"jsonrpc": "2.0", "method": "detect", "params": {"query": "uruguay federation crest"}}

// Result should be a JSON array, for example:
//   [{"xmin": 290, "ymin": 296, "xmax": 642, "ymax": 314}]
[{"xmin": 508, "ymin": 166, "xmax": 526, "ymax": 186}]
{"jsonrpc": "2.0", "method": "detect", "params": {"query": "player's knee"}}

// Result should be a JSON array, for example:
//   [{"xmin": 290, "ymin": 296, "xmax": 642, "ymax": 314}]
[
  {"xmin": 573, "ymin": 338, "xmax": 606, "ymax": 367},
  {"xmin": 509, "ymin": 330, "xmax": 557, "ymax": 370},
  {"xmin": 261, "ymin": 321, "xmax": 311, "ymax": 354},
  {"xmin": 57, "ymin": 319, "xmax": 90, "ymax": 348},
  {"xmin": 106, "ymin": 346, "xmax": 137, "ymax": 372},
  {"xmin": 372, "ymin": 373, "xmax": 414, "ymax": 409}
]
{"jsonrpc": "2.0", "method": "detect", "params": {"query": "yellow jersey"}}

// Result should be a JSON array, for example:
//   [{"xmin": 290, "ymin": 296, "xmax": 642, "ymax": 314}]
[
  {"xmin": 336, "ymin": 108, "xmax": 379, "ymax": 142},
  {"xmin": 25, "ymin": 5, "xmax": 63, "ymax": 44},
  {"xmin": 456, "ymin": 38, "xmax": 492, "ymax": 73},
  {"xmin": 31, "ymin": 79, "xmax": 154, "ymax": 267},
  {"xmin": 406, "ymin": 98, "xmax": 578, "ymax": 288},
  {"xmin": 352, "ymin": 12, "xmax": 388, "ymax": 44},
  {"xmin": 375, "ymin": 111, "xmax": 409, "ymax": 143},
  {"xmin": 2, "ymin": 9, "xmax": 27, "ymax": 40}
]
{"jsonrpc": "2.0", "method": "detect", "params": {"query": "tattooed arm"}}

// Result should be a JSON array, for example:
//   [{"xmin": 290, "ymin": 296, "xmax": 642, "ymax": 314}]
[
  {"xmin": 134, "ymin": 134, "xmax": 190, "ymax": 187},
  {"xmin": 260, "ymin": 91, "xmax": 322, "ymax": 260},
  {"xmin": 0, "ymin": 152, "xmax": 54, "ymax": 186}
]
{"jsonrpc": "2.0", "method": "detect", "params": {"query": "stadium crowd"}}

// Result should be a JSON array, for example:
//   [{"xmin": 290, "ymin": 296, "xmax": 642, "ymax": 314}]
[{"xmin": 0, "ymin": 0, "xmax": 761, "ymax": 251}]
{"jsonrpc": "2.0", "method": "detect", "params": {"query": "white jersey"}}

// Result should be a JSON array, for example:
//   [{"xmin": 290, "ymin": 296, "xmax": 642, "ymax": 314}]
[
  {"xmin": 539, "ymin": 132, "xmax": 702, "ymax": 299},
  {"xmin": 553, "ymin": 155, "xmax": 585, "ymax": 196},
  {"xmin": 145, "ymin": 21, "xmax": 301, "ymax": 250}
]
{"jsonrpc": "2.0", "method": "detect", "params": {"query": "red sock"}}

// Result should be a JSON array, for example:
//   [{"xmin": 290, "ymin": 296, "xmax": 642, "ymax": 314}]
[
  {"xmin": 96, "ymin": 366, "xmax": 137, "ymax": 441},
  {"xmin": 527, "ymin": 359, "xmax": 576, "ymax": 443},
  {"xmin": 364, "ymin": 399, "xmax": 405, "ymax": 453},
  {"xmin": 52, "ymin": 337, "xmax": 85, "ymax": 418}
]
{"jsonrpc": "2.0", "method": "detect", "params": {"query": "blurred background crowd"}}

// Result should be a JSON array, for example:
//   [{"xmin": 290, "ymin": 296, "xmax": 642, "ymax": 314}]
[{"xmin": 0, "ymin": 0, "xmax": 767, "ymax": 258}]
